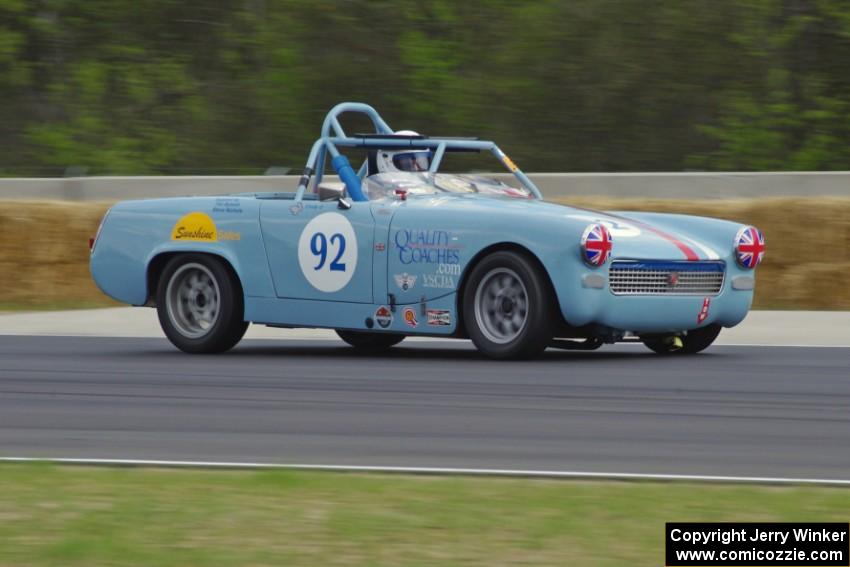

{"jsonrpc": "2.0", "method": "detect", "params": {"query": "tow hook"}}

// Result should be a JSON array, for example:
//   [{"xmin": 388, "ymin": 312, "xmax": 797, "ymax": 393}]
[{"xmin": 664, "ymin": 335, "xmax": 684, "ymax": 350}]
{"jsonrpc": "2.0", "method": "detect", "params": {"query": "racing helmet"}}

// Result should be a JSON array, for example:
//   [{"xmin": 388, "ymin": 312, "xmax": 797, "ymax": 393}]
[{"xmin": 375, "ymin": 130, "xmax": 431, "ymax": 173}]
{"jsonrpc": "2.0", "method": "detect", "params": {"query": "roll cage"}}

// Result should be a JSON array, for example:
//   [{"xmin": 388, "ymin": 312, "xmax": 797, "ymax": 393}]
[{"xmin": 293, "ymin": 102, "xmax": 543, "ymax": 202}]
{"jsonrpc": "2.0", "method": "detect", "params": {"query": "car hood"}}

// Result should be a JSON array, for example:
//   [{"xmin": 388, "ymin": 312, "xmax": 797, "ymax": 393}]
[
  {"xmin": 555, "ymin": 204, "xmax": 732, "ymax": 261},
  {"xmin": 403, "ymin": 194, "xmax": 740, "ymax": 262}
]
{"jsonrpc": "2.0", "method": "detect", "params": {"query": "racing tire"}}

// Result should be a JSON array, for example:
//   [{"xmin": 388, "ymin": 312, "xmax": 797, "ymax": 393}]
[
  {"xmin": 641, "ymin": 324, "xmax": 722, "ymax": 355},
  {"xmin": 463, "ymin": 250, "xmax": 554, "ymax": 359},
  {"xmin": 336, "ymin": 330, "xmax": 405, "ymax": 352},
  {"xmin": 156, "ymin": 254, "xmax": 248, "ymax": 354}
]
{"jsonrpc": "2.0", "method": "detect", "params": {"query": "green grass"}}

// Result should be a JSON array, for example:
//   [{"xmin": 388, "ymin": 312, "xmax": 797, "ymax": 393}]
[{"xmin": 0, "ymin": 465, "xmax": 849, "ymax": 566}]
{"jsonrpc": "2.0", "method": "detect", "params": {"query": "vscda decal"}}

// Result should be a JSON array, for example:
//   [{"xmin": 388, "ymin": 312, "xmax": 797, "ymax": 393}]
[
  {"xmin": 394, "ymin": 229, "xmax": 461, "ymax": 265},
  {"xmin": 297, "ymin": 212, "xmax": 357, "ymax": 292},
  {"xmin": 422, "ymin": 274, "xmax": 455, "ymax": 289},
  {"xmin": 422, "ymin": 264, "xmax": 459, "ymax": 289}
]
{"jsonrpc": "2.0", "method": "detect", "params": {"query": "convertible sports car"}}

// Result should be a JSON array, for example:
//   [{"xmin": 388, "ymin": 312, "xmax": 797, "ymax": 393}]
[{"xmin": 90, "ymin": 102, "xmax": 764, "ymax": 359}]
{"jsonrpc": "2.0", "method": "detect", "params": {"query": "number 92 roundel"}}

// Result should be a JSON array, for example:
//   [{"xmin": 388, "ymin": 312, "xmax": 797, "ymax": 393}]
[{"xmin": 297, "ymin": 212, "xmax": 358, "ymax": 292}]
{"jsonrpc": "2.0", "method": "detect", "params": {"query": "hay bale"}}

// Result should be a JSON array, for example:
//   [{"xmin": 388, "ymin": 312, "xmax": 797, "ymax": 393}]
[
  {"xmin": 1, "ymin": 198, "xmax": 848, "ymax": 310},
  {"xmin": 0, "ymin": 201, "xmax": 114, "ymax": 308}
]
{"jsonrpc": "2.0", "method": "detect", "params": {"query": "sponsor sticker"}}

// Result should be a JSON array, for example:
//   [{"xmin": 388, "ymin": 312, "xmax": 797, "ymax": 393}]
[
  {"xmin": 297, "ymin": 212, "xmax": 358, "ymax": 293},
  {"xmin": 697, "ymin": 297, "xmax": 711, "ymax": 324},
  {"xmin": 403, "ymin": 307, "xmax": 418, "ymax": 328},
  {"xmin": 375, "ymin": 242, "xmax": 386, "ymax": 252},
  {"xmin": 422, "ymin": 274, "xmax": 455, "ymax": 289},
  {"xmin": 375, "ymin": 306, "xmax": 393, "ymax": 328},
  {"xmin": 426, "ymin": 309, "xmax": 451, "ymax": 327},
  {"xmin": 437, "ymin": 263, "xmax": 460, "ymax": 276},
  {"xmin": 394, "ymin": 273, "xmax": 417, "ymax": 291},
  {"xmin": 394, "ymin": 229, "xmax": 461, "ymax": 266},
  {"xmin": 212, "ymin": 198, "xmax": 243, "ymax": 214},
  {"xmin": 171, "ymin": 212, "xmax": 217, "ymax": 241},
  {"xmin": 502, "ymin": 154, "xmax": 519, "ymax": 172}
]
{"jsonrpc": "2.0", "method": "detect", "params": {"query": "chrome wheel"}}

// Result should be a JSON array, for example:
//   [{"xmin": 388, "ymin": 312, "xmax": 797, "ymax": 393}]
[
  {"xmin": 474, "ymin": 267, "xmax": 529, "ymax": 344},
  {"xmin": 165, "ymin": 262, "xmax": 220, "ymax": 339}
]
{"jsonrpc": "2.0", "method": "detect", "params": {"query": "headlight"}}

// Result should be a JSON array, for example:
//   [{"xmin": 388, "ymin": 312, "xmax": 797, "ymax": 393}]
[
  {"xmin": 580, "ymin": 223, "xmax": 613, "ymax": 267},
  {"xmin": 734, "ymin": 226, "xmax": 765, "ymax": 269}
]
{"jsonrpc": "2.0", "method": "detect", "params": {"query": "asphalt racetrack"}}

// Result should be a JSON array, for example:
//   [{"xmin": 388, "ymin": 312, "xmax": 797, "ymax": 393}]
[{"xmin": 1, "ymin": 335, "xmax": 848, "ymax": 480}]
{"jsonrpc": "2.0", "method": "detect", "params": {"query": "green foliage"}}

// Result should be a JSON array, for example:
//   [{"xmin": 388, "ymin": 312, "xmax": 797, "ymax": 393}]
[
  {"xmin": 4, "ymin": 0, "xmax": 850, "ymax": 175},
  {"xmin": 690, "ymin": 0, "xmax": 850, "ymax": 170}
]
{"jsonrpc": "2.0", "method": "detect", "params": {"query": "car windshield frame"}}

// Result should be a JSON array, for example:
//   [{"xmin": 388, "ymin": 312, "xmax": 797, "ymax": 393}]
[
  {"xmin": 362, "ymin": 172, "xmax": 533, "ymax": 200},
  {"xmin": 292, "ymin": 102, "xmax": 542, "ymax": 203}
]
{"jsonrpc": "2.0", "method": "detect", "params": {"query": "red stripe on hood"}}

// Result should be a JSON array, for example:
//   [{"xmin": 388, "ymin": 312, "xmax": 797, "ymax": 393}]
[
  {"xmin": 568, "ymin": 205, "xmax": 700, "ymax": 261},
  {"xmin": 632, "ymin": 221, "xmax": 700, "ymax": 261}
]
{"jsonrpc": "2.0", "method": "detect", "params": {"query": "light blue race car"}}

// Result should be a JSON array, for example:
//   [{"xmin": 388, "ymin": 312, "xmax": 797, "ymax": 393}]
[{"xmin": 90, "ymin": 102, "xmax": 765, "ymax": 359}]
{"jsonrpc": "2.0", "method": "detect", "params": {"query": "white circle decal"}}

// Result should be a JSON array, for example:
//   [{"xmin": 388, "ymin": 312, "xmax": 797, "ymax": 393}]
[
  {"xmin": 298, "ymin": 212, "xmax": 358, "ymax": 292},
  {"xmin": 599, "ymin": 220, "xmax": 641, "ymax": 238},
  {"xmin": 566, "ymin": 214, "xmax": 642, "ymax": 238}
]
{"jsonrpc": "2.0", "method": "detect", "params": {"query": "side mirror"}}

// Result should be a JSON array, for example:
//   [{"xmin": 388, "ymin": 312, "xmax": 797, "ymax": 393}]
[{"xmin": 337, "ymin": 197, "xmax": 352, "ymax": 210}]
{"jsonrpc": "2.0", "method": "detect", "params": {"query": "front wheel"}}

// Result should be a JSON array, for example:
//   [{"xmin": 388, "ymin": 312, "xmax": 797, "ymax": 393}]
[
  {"xmin": 463, "ymin": 251, "xmax": 554, "ymax": 359},
  {"xmin": 641, "ymin": 324, "xmax": 722, "ymax": 355},
  {"xmin": 336, "ymin": 330, "xmax": 405, "ymax": 352},
  {"xmin": 156, "ymin": 254, "xmax": 248, "ymax": 354}
]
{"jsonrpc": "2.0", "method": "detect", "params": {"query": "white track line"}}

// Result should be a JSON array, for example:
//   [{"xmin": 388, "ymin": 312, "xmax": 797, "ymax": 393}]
[{"xmin": 1, "ymin": 457, "xmax": 849, "ymax": 486}]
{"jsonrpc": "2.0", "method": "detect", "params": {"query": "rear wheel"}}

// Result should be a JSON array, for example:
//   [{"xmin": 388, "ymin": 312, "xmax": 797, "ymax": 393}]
[
  {"xmin": 463, "ymin": 250, "xmax": 554, "ymax": 359},
  {"xmin": 336, "ymin": 330, "xmax": 405, "ymax": 352},
  {"xmin": 156, "ymin": 254, "xmax": 248, "ymax": 354},
  {"xmin": 641, "ymin": 324, "xmax": 721, "ymax": 355}
]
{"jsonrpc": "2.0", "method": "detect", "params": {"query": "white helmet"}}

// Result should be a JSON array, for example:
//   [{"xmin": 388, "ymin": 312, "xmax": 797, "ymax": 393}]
[{"xmin": 375, "ymin": 130, "xmax": 431, "ymax": 173}]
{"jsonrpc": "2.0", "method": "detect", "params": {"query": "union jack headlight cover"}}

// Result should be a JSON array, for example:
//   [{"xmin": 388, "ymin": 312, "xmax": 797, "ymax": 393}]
[
  {"xmin": 734, "ymin": 226, "xmax": 765, "ymax": 269},
  {"xmin": 580, "ymin": 223, "xmax": 613, "ymax": 267}
]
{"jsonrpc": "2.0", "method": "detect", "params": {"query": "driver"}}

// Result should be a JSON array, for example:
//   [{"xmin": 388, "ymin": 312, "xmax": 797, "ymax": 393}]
[{"xmin": 374, "ymin": 130, "xmax": 431, "ymax": 173}]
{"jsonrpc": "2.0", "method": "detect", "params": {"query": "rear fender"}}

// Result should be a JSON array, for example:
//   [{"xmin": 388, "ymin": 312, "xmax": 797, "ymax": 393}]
[{"xmin": 144, "ymin": 245, "xmax": 245, "ymax": 306}]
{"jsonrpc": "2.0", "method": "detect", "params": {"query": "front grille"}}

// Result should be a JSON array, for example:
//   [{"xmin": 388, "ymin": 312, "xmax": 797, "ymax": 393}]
[{"xmin": 609, "ymin": 261, "xmax": 725, "ymax": 295}]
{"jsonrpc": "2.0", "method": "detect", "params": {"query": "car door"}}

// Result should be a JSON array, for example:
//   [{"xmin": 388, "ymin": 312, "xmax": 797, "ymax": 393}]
[
  {"xmin": 259, "ymin": 199, "xmax": 375, "ymax": 303},
  {"xmin": 385, "ymin": 200, "xmax": 466, "ymax": 305}
]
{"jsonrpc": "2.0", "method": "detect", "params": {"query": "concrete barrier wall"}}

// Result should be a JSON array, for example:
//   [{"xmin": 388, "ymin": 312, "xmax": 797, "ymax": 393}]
[{"xmin": 0, "ymin": 171, "xmax": 849, "ymax": 201}]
